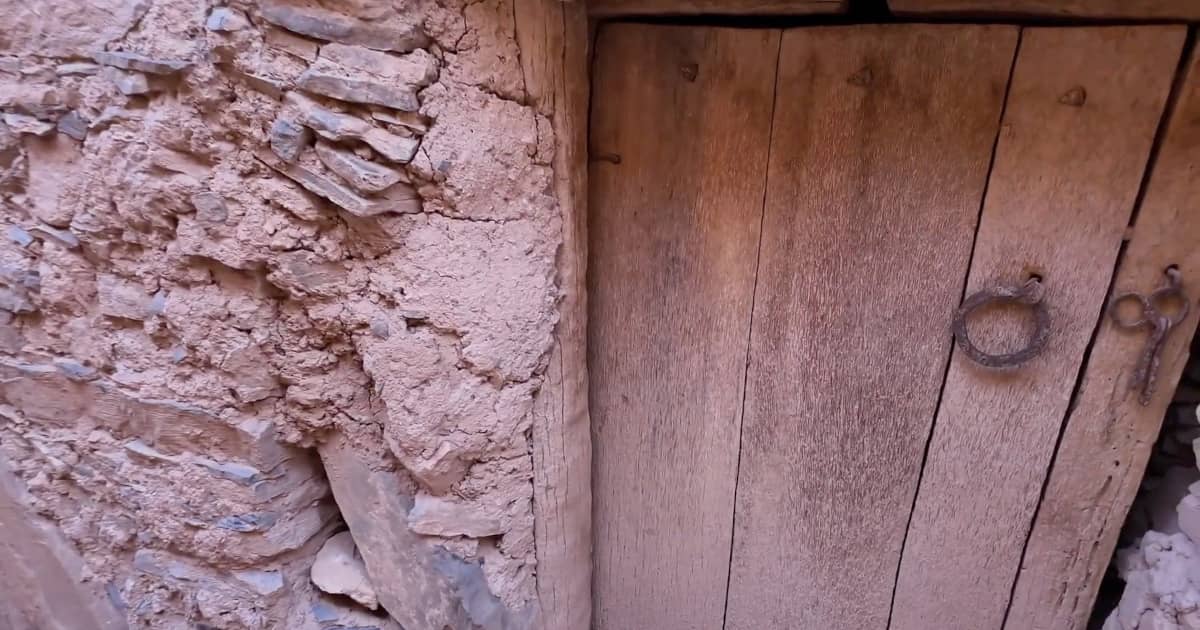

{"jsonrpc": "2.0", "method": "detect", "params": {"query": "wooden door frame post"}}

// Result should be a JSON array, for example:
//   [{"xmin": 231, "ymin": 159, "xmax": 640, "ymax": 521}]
[{"xmin": 514, "ymin": 2, "xmax": 594, "ymax": 629}]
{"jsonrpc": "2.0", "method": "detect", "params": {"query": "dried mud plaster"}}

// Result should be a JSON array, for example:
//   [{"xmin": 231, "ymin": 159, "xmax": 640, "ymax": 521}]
[{"xmin": 0, "ymin": 0, "xmax": 561, "ymax": 628}]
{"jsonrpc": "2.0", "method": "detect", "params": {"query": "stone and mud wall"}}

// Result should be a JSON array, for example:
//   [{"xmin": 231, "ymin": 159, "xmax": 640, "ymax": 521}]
[{"xmin": 0, "ymin": 0, "xmax": 578, "ymax": 627}]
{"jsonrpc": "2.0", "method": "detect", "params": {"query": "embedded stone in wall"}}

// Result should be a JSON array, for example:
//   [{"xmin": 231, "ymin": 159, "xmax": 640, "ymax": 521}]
[
  {"xmin": 269, "ymin": 118, "xmax": 310, "ymax": 162},
  {"xmin": 283, "ymin": 92, "xmax": 420, "ymax": 163},
  {"xmin": 91, "ymin": 50, "xmax": 190, "ymax": 75},
  {"xmin": 25, "ymin": 134, "xmax": 83, "ymax": 226},
  {"xmin": 2, "ymin": 113, "xmax": 54, "ymax": 136},
  {"xmin": 103, "ymin": 68, "xmax": 154, "ymax": 96},
  {"xmin": 264, "ymin": 27, "xmax": 320, "ymax": 62},
  {"xmin": 205, "ymin": 7, "xmax": 249, "ymax": 32},
  {"xmin": 96, "ymin": 273, "xmax": 156, "ymax": 320},
  {"xmin": 311, "ymin": 530, "xmax": 379, "ymax": 609},
  {"xmin": 319, "ymin": 434, "xmax": 475, "ymax": 629},
  {"xmin": 233, "ymin": 569, "xmax": 285, "ymax": 596},
  {"xmin": 0, "ymin": 361, "xmax": 93, "ymax": 426},
  {"xmin": 56, "ymin": 112, "xmax": 88, "ymax": 140},
  {"xmin": 297, "ymin": 43, "xmax": 437, "ymax": 111},
  {"xmin": 259, "ymin": 0, "xmax": 428, "ymax": 53},
  {"xmin": 189, "ymin": 192, "xmax": 228, "ymax": 223},
  {"xmin": 254, "ymin": 149, "xmax": 420, "ymax": 218},
  {"xmin": 314, "ymin": 140, "xmax": 407, "ymax": 194},
  {"xmin": 409, "ymin": 493, "xmax": 506, "ymax": 538},
  {"xmin": 55, "ymin": 62, "xmax": 100, "ymax": 76}
]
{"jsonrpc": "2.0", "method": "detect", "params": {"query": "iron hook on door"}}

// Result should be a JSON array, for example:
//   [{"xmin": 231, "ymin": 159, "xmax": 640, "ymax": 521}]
[
  {"xmin": 1108, "ymin": 266, "xmax": 1191, "ymax": 405},
  {"xmin": 953, "ymin": 276, "xmax": 1051, "ymax": 369}
]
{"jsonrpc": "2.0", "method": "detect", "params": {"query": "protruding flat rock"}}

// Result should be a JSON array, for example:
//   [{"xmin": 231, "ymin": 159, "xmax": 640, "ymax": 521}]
[
  {"xmin": 92, "ymin": 50, "xmax": 190, "ymax": 75},
  {"xmin": 314, "ymin": 141, "xmax": 406, "ymax": 194},
  {"xmin": 259, "ymin": 0, "xmax": 427, "ymax": 53},
  {"xmin": 297, "ymin": 44, "xmax": 437, "ymax": 111},
  {"xmin": 283, "ymin": 92, "xmax": 419, "ymax": 163}
]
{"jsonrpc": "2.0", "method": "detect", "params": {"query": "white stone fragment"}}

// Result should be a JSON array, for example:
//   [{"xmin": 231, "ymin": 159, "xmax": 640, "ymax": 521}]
[{"xmin": 311, "ymin": 531, "xmax": 379, "ymax": 610}]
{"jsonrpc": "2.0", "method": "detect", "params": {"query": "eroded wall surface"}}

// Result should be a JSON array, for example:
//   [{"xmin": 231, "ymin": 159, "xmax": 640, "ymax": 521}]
[{"xmin": 0, "ymin": 0, "xmax": 561, "ymax": 627}]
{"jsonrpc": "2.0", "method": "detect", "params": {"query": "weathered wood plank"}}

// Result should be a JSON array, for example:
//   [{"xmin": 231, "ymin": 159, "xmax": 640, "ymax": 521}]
[
  {"xmin": 1005, "ymin": 46, "xmax": 1200, "ymax": 630},
  {"xmin": 723, "ymin": 25, "xmax": 1017, "ymax": 630},
  {"xmin": 888, "ymin": 0, "xmax": 1200, "ymax": 20},
  {"xmin": 513, "ymin": 1, "xmax": 593, "ymax": 629},
  {"xmin": 891, "ymin": 26, "xmax": 1185, "ymax": 630},
  {"xmin": 589, "ymin": 24, "xmax": 779, "ymax": 630},
  {"xmin": 589, "ymin": 0, "xmax": 846, "ymax": 16}
]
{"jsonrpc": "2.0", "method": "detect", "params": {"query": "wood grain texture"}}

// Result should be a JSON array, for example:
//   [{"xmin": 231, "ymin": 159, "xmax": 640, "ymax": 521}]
[
  {"xmin": 589, "ymin": 0, "xmax": 846, "ymax": 16},
  {"xmin": 513, "ymin": 1, "xmax": 593, "ymax": 629},
  {"xmin": 888, "ymin": 0, "xmax": 1200, "ymax": 19},
  {"xmin": 723, "ymin": 25, "xmax": 1017, "ymax": 630},
  {"xmin": 891, "ymin": 26, "xmax": 1185, "ymax": 630},
  {"xmin": 589, "ymin": 24, "xmax": 779, "ymax": 630},
  {"xmin": 1005, "ymin": 46, "xmax": 1200, "ymax": 630}
]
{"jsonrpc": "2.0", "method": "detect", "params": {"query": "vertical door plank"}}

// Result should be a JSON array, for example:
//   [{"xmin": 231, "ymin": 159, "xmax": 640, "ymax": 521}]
[
  {"xmin": 724, "ymin": 25, "xmax": 1017, "ymax": 630},
  {"xmin": 1006, "ymin": 47, "xmax": 1200, "ymax": 630},
  {"xmin": 892, "ymin": 26, "xmax": 1185, "ymax": 630},
  {"xmin": 588, "ymin": 24, "xmax": 779, "ymax": 630}
]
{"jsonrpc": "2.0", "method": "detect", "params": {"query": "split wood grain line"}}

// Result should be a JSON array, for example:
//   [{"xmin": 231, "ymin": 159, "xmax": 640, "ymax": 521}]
[
  {"xmin": 588, "ymin": 24, "xmax": 780, "ymax": 630},
  {"xmin": 887, "ymin": 0, "xmax": 1200, "ymax": 20},
  {"xmin": 588, "ymin": 0, "xmax": 847, "ymax": 16},
  {"xmin": 722, "ymin": 25, "xmax": 1017, "ymax": 630},
  {"xmin": 1005, "ymin": 45, "xmax": 1200, "ymax": 630},
  {"xmin": 512, "ymin": 1, "xmax": 594, "ymax": 629},
  {"xmin": 891, "ymin": 26, "xmax": 1186, "ymax": 630}
]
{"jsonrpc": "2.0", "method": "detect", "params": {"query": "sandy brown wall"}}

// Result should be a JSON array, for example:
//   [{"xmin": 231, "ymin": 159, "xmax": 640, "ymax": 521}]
[{"xmin": 0, "ymin": 0, "xmax": 577, "ymax": 627}]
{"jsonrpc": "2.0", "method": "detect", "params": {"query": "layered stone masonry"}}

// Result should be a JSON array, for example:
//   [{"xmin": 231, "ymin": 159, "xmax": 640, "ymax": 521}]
[{"xmin": 0, "ymin": 0, "xmax": 558, "ymax": 627}]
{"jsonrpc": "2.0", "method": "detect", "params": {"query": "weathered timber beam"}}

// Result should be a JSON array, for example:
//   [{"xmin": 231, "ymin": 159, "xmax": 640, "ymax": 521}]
[
  {"xmin": 588, "ymin": 0, "xmax": 846, "ymax": 17},
  {"xmin": 512, "ymin": 1, "xmax": 594, "ymax": 629},
  {"xmin": 888, "ymin": 0, "xmax": 1200, "ymax": 20}
]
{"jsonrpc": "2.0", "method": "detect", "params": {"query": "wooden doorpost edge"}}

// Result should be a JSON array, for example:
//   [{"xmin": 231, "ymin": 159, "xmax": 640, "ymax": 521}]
[
  {"xmin": 513, "ymin": 2, "xmax": 593, "ymax": 630},
  {"xmin": 1005, "ymin": 47, "xmax": 1200, "ymax": 630}
]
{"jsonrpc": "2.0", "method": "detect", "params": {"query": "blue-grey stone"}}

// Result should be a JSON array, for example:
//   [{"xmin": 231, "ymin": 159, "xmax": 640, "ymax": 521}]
[
  {"xmin": 215, "ymin": 512, "xmax": 278, "ymax": 533},
  {"xmin": 206, "ymin": 7, "xmax": 249, "ymax": 32},
  {"xmin": 6, "ymin": 226, "xmax": 32, "ymax": 247}
]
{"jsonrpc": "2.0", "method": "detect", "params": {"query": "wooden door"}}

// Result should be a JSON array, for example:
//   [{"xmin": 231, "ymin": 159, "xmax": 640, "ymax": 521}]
[{"xmin": 589, "ymin": 22, "xmax": 1185, "ymax": 630}]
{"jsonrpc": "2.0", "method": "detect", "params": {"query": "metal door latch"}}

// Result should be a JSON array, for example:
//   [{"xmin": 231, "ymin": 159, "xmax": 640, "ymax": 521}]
[{"xmin": 1109, "ymin": 267, "xmax": 1191, "ymax": 405}]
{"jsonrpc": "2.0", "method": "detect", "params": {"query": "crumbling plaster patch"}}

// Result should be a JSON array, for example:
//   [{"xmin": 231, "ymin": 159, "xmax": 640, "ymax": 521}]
[{"xmin": 0, "ymin": 0, "xmax": 561, "ymax": 627}]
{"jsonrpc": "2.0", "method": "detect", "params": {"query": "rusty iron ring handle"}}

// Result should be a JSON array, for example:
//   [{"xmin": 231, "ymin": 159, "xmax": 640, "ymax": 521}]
[{"xmin": 953, "ymin": 278, "xmax": 1051, "ymax": 369}]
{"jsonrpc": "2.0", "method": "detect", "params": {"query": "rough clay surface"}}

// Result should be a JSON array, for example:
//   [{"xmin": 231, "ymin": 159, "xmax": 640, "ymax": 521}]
[{"xmin": 0, "ymin": 0, "xmax": 559, "ymax": 627}]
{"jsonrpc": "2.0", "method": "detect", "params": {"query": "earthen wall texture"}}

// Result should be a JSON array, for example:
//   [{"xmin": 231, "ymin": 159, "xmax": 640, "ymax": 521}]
[{"xmin": 0, "ymin": 0, "xmax": 561, "ymax": 628}]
